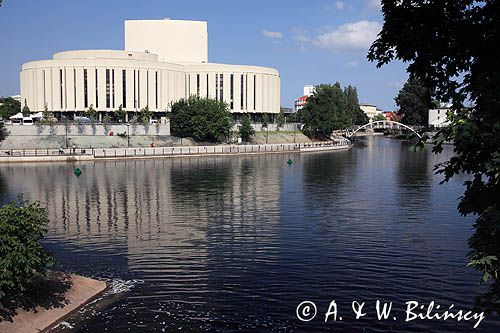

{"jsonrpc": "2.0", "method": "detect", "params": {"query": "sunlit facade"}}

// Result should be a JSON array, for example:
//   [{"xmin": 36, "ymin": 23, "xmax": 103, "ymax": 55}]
[{"xmin": 20, "ymin": 19, "xmax": 280, "ymax": 120}]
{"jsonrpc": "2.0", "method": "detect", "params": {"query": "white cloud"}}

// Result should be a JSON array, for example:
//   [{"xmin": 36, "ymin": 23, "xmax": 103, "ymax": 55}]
[
  {"xmin": 336, "ymin": 1, "xmax": 345, "ymax": 10},
  {"xmin": 262, "ymin": 30, "xmax": 283, "ymax": 39},
  {"xmin": 366, "ymin": 0, "xmax": 381, "ymax": 10},
  {"xmin": 313, "ymin": 20, "xmax": 382, "ymax": 52}
]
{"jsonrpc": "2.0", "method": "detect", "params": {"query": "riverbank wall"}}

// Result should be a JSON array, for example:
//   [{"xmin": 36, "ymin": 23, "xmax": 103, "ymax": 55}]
[{"xmin": 0, "ymin": 141, "xmax": 350, "ymax": 164}]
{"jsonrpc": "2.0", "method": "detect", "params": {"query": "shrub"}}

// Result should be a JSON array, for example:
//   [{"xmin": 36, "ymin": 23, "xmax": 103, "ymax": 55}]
[
  {"xmin": 239, "ymin": 114, "xmax": 255, "ymax": 142},
  {"xmin": 0, "ymin": 199, "xmax": 54, "ymax": 310}
]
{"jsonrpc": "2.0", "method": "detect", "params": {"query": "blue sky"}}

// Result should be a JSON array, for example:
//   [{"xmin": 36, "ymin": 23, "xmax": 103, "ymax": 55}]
[{"xmin": 0, "ymin": 0, "xmax": 408, "ymax": 110}]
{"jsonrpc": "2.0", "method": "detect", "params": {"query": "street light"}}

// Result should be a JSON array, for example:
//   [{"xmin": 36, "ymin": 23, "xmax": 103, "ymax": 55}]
[{"xmin": 126, "ymin": 123, "xmax": 130, "ymax": 148}]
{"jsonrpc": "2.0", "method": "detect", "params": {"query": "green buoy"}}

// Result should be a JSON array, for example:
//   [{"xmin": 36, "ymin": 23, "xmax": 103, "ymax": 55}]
[
  {"xmin": 74, "ymin": 167, "xmax": 82, "ymax": 177},
  {"xmin": 287, "ymin": 159, "xmax": 293, "ymax": 165}
]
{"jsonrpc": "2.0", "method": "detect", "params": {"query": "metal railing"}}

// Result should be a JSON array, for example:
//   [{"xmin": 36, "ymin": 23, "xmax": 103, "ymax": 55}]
[
  {"xmin": 2, "ymin": 148, "xmax": 94, "ymax": 157},
  {"xmin": 1, "ymin": 141, "xmax": 349, "ymax": 159}
]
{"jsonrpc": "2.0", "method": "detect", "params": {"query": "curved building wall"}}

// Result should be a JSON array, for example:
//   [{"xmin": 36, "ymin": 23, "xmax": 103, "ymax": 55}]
[{"xmin": 20, "ymin": 50, "xmax": 280, "ymax": 115}]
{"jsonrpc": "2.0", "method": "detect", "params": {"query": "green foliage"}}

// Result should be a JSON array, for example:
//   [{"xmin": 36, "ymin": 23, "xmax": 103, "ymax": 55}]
[
  {"xmin": 276, "ymin": 108, "xmax": 286, "ymax": 129},
  {"xmin": 369, "ymin": 0, "xmax": 500, "ymax": 313},
  {"xmin": 0, "ymin": 122, "xmax": 8, "ymax": 142},
  {"xmin": 299, "ymin": 83, "xmax": 350, "ymax": 139},
  {"xmin": 114, "ymin": 104, "xmax": 126, "ymax": 122},
  {"xmin": 239, "ymin": 114, "xmax": 255, "ymax": 142},
  {"xmin": 170, "ymin": 96, "xmax": 233, "ymax": 143},
  {"xmin": 22, "ymin": 99, "xmax": 30, "ymax": 117},
  {"xmin": 345, "ymin": 85, "xmax": 369, "ymax": 125},
  {"xmin": 42, "ymin": 104, "xmax": 53, "ymax": 124},
  {"xmin": 395, "ymin": 78, "xmax": 433, "ymax": 126},
  {"xmin": 0, "ymin": 97, "xmax": 20, "ymax": 119},
  {"xmin": 140, "ymin": 105, "xmax": 152, "ymax": 124},
  {"xmin": 261, "ymin": 113, "xmax": 270, "ymax": 129},
  {"xmin": 0, "ymin": 199, "xmax": 54, "ymax": 309},
  {"xmin": 373, "ymin": 114, "xmax": 387, "ymax": 122},
  {"xmin": 86, "ymin": 104, "xmax": 97, "ymax": 121}
]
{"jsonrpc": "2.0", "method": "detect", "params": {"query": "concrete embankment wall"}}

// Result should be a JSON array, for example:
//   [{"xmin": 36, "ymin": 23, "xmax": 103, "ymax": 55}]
[
  {"xmin": 0, "ymin": 142, "xmax": 350, "ymax": 163},
  {"xmin": 0, "ymin": 124, "xmax": 172, "ymax": 149}
]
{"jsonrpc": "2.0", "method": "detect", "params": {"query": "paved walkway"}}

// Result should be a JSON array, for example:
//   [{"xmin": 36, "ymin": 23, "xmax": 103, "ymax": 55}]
[
  {"xmin": 0, "ymin": 274, "xmax": 106, "ymax": 333},
  {"xmin": 0, "ymin": 141, "xmax": 350, "ymax": 163}
]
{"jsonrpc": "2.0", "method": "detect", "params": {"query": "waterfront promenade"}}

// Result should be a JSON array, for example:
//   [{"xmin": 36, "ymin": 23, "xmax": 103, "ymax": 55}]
[{"xmin": 0, "ymin": 141, "xmax": 350, "ymax": 163}]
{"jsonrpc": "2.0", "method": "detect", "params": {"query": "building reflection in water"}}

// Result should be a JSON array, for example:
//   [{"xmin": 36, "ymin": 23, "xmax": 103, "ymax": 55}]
[{"xmin": 0, "ymin": 155, "xmax": 285, "ymax": 305}]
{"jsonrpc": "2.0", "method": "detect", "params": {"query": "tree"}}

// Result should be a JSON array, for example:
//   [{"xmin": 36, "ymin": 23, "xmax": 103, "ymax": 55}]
[
  {"xmin": 86, "ymin": 104, "xmax": 97, "ymax": 121},
  {"xmin": 395, "ymin": 78, "xmax": 433, "ymax": 126},
  {"xmin": 373, "ymin": 114, "xmax": 387, "ymax": 122},
  {"xmin": 276, "ymin": 108, "xmax": 286, "ymax": 129},
  {"xmin": 0, "ymin": 97, "xmax": 21, "ymax": 119},
  {"xmin": 42, "ymin": 103, "xmax": 52, "ymax": 123},
  {"xmin": 369, "ymin": 0, "xmax": 500, "ymax": 313},
  {"xmin": 0, "ymin": 199, "xmax": 54, "ymax": 312},
  {"xmin": 170, "ymin": 96, "xmax": 233, "ymax": 143},
  {"xmin": 299, "ymin": 83, "xmax": 349, "ymax": 139},
  {"xmin": 114, "ymin": 104, "xmax": 126, "ymax": 122},
  {"xmin": 140, "ymin": 105, "xmax": 152, "ymax": 124},
  {"xmin": 261, "ymin": 113, "xmax": 269, "ymax": 129},
  {"xmin": 0, "ymin": 122, "xmax": 8, "ymax": 142},
  {"xmin": 239, "ymin": 114, "xmax": 255, "ymax": 142},
  {"xmin": 22, "ymin": 99, "xmax": 30, "ymax": 117},
  {"xmin": 345, "ymin": 85, "xmax": 369, "ymax": 126}
]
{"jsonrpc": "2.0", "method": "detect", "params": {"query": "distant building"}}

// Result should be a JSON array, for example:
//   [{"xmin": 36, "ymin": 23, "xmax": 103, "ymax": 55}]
[
  {"xmin": 359, "ymin": 104, "xmax": 383, "ymax": 121},
  {"xmin": 384, "ymin": 111, "xmax": 399, "ymax": 122},
  {"xmin": 294, "ymin": 85, "xmax": 316, "ymax": 112},
  {"xmin": 428, "ymin": 108, "xmax": 452, "ymax": 128}
]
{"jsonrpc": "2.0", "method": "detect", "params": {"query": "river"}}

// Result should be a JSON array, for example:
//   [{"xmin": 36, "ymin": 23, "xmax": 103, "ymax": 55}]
[{"xmin": 0, "ymin": 136, "xmax": 498, "ymax": 332}]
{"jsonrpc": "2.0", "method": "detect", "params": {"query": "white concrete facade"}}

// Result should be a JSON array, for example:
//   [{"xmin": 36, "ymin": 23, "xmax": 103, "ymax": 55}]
[
  {"xmin": 20, "ymin": 20, "xmax": 280, "ymax": 116},
  {"xmin": 428, "ymin": 108, "xmax": 452, "ymax": 128},
  {"xmin": 359, "ymin": 104, "xmax": 383, "ymax": 121}
]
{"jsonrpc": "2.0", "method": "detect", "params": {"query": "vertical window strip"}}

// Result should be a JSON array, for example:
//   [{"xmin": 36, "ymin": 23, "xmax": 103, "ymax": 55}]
[
  {"xmin": 106, "ymin": 69, "xmax": 110, "ymax": 108},
  {"xmin": 230, "ymin": 74, "xmax": 234, "ymax": 109},
  {"xmin": 133, "ymin": 70, "xmax": 136, "ymax": 109},
  {"xmin": 84, "ymin": 69, "xmax": 88, "ymax": 108},
  {"xmin": 112, "ymin": 69, "xmax": 115, "ymax": 109},
  {"xmin": 122, "ymin": 69, "xmax": 127, "ymax": 108},
  {"xmin": 215, "ymin": 74, "xmax": 219, "ymax": 100},
  {"xmin": 241, "ymin": 74, "xmax": 244, "ymax": 110},
  {"xmin": 59, "ymin": 69, "xmax": 63, "ymax": 109},
  {"xmin": 155, "ymin": 71, "xmax": 158, "ymax": 109},
  {"xmin": 95, "ymin": 69, "xmax": 99, "ymax": 108},
  {"xmin": 197, "ymin": 74, "xmax": 200, "ymax": 97},
  {"xmin": 73, "ymin": 68, "xmax": 76, "ymax": 109}
]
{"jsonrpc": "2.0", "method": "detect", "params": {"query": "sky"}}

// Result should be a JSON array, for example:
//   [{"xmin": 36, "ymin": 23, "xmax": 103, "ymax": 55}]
[{"xmin": 0, "ymin": 0, "xmax": 409, "ymax": 110}]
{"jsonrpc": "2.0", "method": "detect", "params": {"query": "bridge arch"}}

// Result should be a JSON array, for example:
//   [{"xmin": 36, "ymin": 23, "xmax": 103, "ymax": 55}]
[{"xmin": 346, "ymin": 120, "xmax": 423, "ymax": 139}]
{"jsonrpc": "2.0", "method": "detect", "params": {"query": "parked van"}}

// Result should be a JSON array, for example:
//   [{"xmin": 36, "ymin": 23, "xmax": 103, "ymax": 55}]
[{"xmin": 22, "ymin": 117, "xmax": 33, "ymax": 125}]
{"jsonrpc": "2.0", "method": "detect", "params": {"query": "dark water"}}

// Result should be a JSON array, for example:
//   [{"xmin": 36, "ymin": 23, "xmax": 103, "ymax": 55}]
[{"xmin": 0, "ymin": 136, "xmax": 499, "ymax": 332}]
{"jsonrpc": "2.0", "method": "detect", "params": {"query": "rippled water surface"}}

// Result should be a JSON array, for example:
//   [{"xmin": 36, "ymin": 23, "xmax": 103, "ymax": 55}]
[{"xmin": 1, "ymin": 136, "xmax": 499, "ymax": 332}]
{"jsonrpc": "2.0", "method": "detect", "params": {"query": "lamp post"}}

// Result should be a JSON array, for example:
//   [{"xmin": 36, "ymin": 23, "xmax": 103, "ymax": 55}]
[{"xmin": 126, "ymin": 123, "xmax": 130, "ymax": 148}]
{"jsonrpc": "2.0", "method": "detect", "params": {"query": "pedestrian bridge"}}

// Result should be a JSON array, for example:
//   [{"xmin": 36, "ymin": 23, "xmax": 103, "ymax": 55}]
[{"xmin": 345, "ymin": 120, "xmax": 423, "ymax": 139}]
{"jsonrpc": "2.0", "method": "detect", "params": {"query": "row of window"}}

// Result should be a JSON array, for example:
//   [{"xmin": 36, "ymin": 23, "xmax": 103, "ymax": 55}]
[{"xmin": 39, "ymin": 68, "xmax": 273, "ymax": 111}]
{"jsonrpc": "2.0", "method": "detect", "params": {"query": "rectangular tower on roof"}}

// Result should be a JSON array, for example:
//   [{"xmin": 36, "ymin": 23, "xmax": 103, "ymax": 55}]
[{"xmin": 125, "ymin": 19, "xmax": 208, "ymax": 63}]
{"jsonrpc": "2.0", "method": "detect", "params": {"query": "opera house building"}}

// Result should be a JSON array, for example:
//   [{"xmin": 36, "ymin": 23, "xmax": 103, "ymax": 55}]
[{"xmin": 20, "ymin": 19, "xmax": 280, "ymax": 121}]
